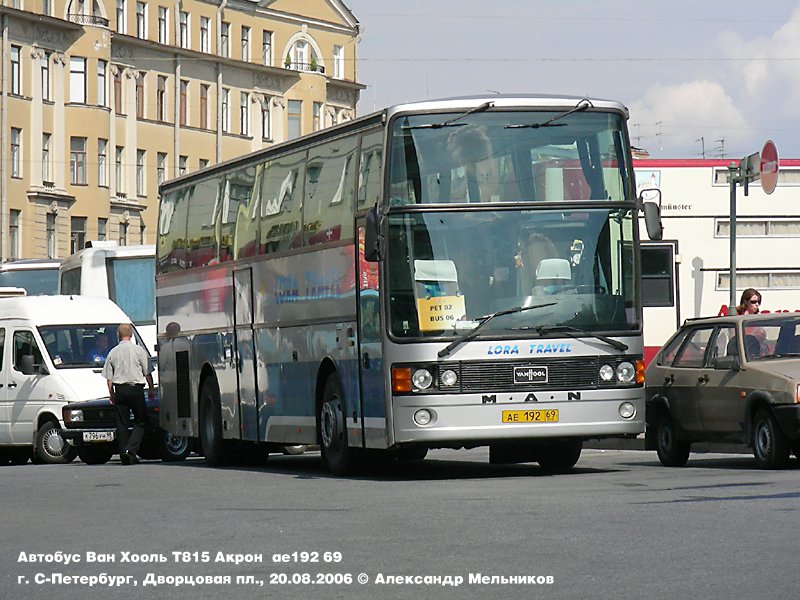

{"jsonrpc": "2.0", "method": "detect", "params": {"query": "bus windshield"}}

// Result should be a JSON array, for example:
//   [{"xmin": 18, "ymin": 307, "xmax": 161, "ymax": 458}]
[
  {"xmin": 386, "ymin": 207, "xmax": 638, "ymax": 339},
  {"xmin": 388, "ymin": 109, "xmax": 629, "ymax": 204}
]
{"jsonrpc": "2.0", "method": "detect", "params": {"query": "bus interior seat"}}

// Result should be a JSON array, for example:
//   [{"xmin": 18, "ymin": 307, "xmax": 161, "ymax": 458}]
[
  {"xmin": 413, "ymin": 259, "xmax": 459, "ymax": 298},
  {"xmin": 534, "ymin": 258, "xmax": 572, "ymax": 294}
]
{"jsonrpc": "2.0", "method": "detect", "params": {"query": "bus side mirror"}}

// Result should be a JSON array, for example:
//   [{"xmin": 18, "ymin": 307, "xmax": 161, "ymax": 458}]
[
  {"xmin": 640, "ymin": 188, "xmax": 663, "ymax": 241},
  {"xmin": 364, "ymin": 205, "xmax": 382, "ymax": 262}
]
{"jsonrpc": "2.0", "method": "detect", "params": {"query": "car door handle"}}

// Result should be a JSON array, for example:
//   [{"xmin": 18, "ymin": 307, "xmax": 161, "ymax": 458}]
[
  {"xmin": 7, "ymin": 382, "xmax": 17, "ymax": 389},
  {"xmin": 697, "ymin": 374, "xmax": 709, "ymax": 384}
]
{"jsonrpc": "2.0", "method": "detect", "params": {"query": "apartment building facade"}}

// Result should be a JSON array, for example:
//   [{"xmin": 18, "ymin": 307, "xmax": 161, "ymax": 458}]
[{"xmin": 0, "ymin": 0, "xmax": 363, "ymax": 259}]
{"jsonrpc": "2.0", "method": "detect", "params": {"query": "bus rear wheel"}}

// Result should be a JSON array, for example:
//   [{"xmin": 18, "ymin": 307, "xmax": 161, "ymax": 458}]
[
  {"xmin": 319, "ymin": 374, "xmax": 356, "ymax": 475},
  {"xmin": 199, "ymin": 378, "xmax": 232, "ymax": 467}
]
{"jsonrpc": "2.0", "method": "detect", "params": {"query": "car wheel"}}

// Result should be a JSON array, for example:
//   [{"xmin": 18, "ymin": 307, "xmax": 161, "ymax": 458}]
[
  {"xmin": 281, "ymin": 445, "xmax": 308, "ymax": 456},
  {"xmin": 537, "ymin": 440, "xmax": 582, "ymax": 471},
  {"xmin": 34, "ymin": 420, "xmax": 78, "ymax": 464},
  {"xmin": 159, "ymin": 430, "xmax": 191, "ymax": 462},
  {"xmin": 655, "ymin": 411, "xmax": 690, "ymax": 467},
  {"xmin": 319, "ymin": 374, "xmax": 357, "ymax": 475},
  {"xmin": 78, "ymin": 444, "xmax": 115, "ymax": 465},
  {"xmin": 752, "ymin": 409, "xmax": 791, "ymax": 469}
]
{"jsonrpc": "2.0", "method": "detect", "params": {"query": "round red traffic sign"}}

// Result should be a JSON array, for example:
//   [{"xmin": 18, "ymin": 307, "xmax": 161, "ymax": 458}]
[{"xmin": 760, "ymin": 139, "xmax": 779, "ymax": 195}]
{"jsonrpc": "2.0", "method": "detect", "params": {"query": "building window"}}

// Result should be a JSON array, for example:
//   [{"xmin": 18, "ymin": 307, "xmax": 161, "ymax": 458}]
[
  {"xmin": 97, "ymin": 59, "xmax": 107, "ymax": 106},
  {"xmin": 179, "ymin": 79, "xmax": 188, "ymax": 126},
  {"xmin": 179, "ymin": 11, "xmax": 189, "ymax": 49},
  {"xmin": 288, "ymin": 100, "xmax": 301, "ymax": 140},
  {"xmin": 10, "ymin": 210, "xmax": 21, "ymax": 259},
  {"xmin": 43, "ymin": 0, "xmax": 52, "ymax": 16},
  {"xmin": 288, "ymin": 40, "xmax": 320, "ymax": 72},
  {"xmin": 312, "ymin": 101, "xmax": 322, "ymax": 131},
  {"xmin": 262, "ymin": 30, "xmax": 273, "ymax": 66},
  {"xmin": 200, "ymin": 17, "xmax": 210, "ymax": 53},
  {"xmin": 199, "ymin": 158, "xmax": 209, "ymax": 169},
  {"xmin": 199, "ymin": 84, "xmax": 209, "ymax": 129},
  {"xmin": 179, "ymin": 155, "xmax": 188, "ymax": 176},
  {"xmin": 11, "ymin": 46, "xmax": 21, "ymax": 95},
  {"xmin": 41, "ymin": 53, "xmax": 51, "ymax": 101},
  {"xmin": 158, "ymin": 6, "xmax": 168, "ymax": 44},
  {"xmin": 716, "ymin": 218, "xmax": 800, "ymax": 238},
  {"xmin": 71, "ymin": 217, "xmax": 87, "ymax": 254},
  {"xmin": 157, "ymin": 75, "xmax": 167, "ymax": 121},
  {"xmin": 47, "ymin": 213, "xmax": 57, "ymax": 258},
  {"xmin": 221, "ymin": 88, "xmax": 229, "ymax": 133},
  {"xmin": 136, "ymin": 149, "xmax": 146, "ymax": 196},
  {"xmin": 136, "ymin": 74, "xmax": 144, "ymax": 118},
  {"xmin": 261, "ymin": 101, "xmax": 271, "ymax": 140},
  {"xmin": 240, "ymin": 92, "xmax": 249, "ymax": 135},
  {"xmin": 157, "ymin": 152, "xmax": 167, "ymax": 184},
  {"xmin": 114, "ymin": 70, "xmax": 123, "ymax": 114},
  {"xmin": 69, "ymin": 57, "xmax": 87, "ymax": 104},
  {"xmin": 220, "ymin": 22, "xmax": 230, "ymax": 57},
  {"xmin": 333, "ymin": 45, "xmax": 344, "ymax": 79},
  {"xmin": 70, "ymin": 137, "xmax": 87, "ymax": 184},
  {"xmin": 98, "ymin": 139, "xmax": 108, "ymax": 187},
  {"xmin": 119, "ymin": 222, "xmax": 128, "ymax": 246},
  {"xmin": 115, "ymin": 146, "xmax": 124, "ymax": 190},
  {"xmin": 98, "ymin": 218, "xmax": 107, "ymax": 241},
  {"xmin": 136, "ymin": 2, "xmax": 147, "ymax": 39},
  {"xmin": 116, "ymin": 0, "xmax": 126, "ymax": 34},
  {"xmin": 10, "ymin": 128, "xmax": 22, "ymax": 178},
  {"xmin": 42, "ymin": 133, "xmax": 52, "ymax": 182},
  {"xmin": 241, "ymin": 26, "xmax": 250, "ymax": 61}
]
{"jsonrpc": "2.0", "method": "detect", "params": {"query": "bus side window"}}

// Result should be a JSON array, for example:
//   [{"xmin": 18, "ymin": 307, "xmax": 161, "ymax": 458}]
[
  {"xmin": 304, "ymin": 137, "xmax": 357, "ymax": 246},
  {"xmin": 358, "ymin": 130, "xmax": 383, "ymax": 211},
  {"xmin": 259, "ymin": 152, "xmax": 305, "ymax": 255}
]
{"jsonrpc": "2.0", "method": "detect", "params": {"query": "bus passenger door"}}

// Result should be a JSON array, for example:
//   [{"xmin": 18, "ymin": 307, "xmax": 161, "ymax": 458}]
[
  {"xmin": 356, "ymin": 224, "xmax": 387, "ymax": 449},
  {"xmin": 233, "ymin": 268, "xmax": 259, "ymax": 441}
]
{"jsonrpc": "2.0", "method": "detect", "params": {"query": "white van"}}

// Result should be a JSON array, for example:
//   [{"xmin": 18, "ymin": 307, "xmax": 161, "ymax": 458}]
[
  {"xmin": 58, "ymin": 242, "xmax": 156, "ymax": 352},
  {"xmin": 0, "ymin": 295, "xmax": 151, "ymax": 465}
]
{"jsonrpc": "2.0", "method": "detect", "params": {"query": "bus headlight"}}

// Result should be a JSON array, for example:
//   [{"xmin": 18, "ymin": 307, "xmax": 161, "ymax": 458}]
[
  {"xmin": 440, "ymin": 369, "xmax": 458, "ymax": 387},
  {"xmin": 414, "ymin": 409, "xmax": 433, "ymax": 426},
  {"xmin": 616, "ymin": 362, "xmax": 635, "ymax": 384},
  {"xmin": 599, "ymin": 365, "xmax": 615, "ymax": 382},
  {"xmin": 619, "ymin": 402, "xmax": 636, "ymax": 419},
  {"xmin": 412, "ymin": 369, "xmax": 434, "ymax": 390}
]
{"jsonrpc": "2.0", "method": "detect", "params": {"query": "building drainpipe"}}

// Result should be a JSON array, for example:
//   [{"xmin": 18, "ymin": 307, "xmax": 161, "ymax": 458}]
[{"xmin": 1, "ymin": 15, "xmax": 9, "ymax": 261}]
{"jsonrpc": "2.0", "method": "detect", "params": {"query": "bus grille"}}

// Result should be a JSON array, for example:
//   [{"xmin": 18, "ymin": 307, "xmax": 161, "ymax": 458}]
[{"xmin": 456, "ymin": 357, "xmax": 600, "ymax": 392}]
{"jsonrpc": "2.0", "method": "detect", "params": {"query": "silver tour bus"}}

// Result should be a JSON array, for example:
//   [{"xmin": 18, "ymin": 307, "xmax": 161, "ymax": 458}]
[{"xmin": 156, "ymin": 94, "xmax": 664, "ymax": 474}]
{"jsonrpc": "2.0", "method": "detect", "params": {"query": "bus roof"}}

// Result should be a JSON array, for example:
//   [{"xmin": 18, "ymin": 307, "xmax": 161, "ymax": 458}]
[
  {"xmin": 0, "ymin": 295, "xmax": 131, "ymax": 326},
  {"xmin": 0, "ymin": 258, "xmax": 62, "ymax": 271}
]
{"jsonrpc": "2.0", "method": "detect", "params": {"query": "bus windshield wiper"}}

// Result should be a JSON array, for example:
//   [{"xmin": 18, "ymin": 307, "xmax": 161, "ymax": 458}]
[
  {"xmin": 523, "ymin": 324, "xmax": 628, "ymax": 351},
  {"xmin": 437, "ymin": 302, "xmax": 556, "ymax": 358},
  {"xmin": 403, "ymin": 101, "xmax": 495, "ymax": 130},
  {"xmin": 504, "ymin": 98, "xmax": 593, "ymax": 129}
]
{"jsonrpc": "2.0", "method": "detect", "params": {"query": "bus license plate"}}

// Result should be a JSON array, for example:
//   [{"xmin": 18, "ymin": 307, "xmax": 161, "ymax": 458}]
[
  {"xmin": 502, "ymin": 409, "xmax": 558, "ymax": 423},
  {"xmin": 83, "ymin": 431, "xmax": 114, "ymax": 442}
]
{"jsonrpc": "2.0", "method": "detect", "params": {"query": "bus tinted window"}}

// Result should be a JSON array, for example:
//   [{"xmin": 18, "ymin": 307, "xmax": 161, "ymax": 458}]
[
  {"xmin": 388, "ymin": 110, "xmax": 629, "ymax": 204},
  {"xmin": 358, "ymin": 129, "xmax": 383, "ymax": 211},
  {"xmin": 158, "ymin": 188, "xmax": 190, "ymax": 272},
  {"xmin": 232, "ymin": 166, "xmax": 258, "ymax": 259},
  {"xmin": 60, "ymin": 267, "xmax": 82, "ymax": 295},
  {"xmin": 186, "ymin": 177, "xmax": 221, "ymax": 267},
  {"xmin": 0, "ymin": 269, "xmax": 59, "ymax": 295},
  {"xmin": 304, "ymin": 137, "xmax": 357, "ymax": 246},
  {"xmin": 259, "ymin": 151, "xmax": 305, "ymax": 254},
  {"xmin": 108, "ymin": 258, "xmax": 156, "ymax": 324}
]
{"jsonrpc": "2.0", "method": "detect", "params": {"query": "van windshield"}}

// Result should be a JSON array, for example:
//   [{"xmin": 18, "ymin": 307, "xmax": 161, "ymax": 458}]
[{"xmin": 37, "ymin": 325, "xmax": 148, "ymax": 368}]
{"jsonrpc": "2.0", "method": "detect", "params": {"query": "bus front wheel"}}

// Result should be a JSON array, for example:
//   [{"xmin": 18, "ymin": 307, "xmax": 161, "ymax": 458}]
[{"xmin": 319, "ymin": 374, "xmax": 355, "ymax": 475}]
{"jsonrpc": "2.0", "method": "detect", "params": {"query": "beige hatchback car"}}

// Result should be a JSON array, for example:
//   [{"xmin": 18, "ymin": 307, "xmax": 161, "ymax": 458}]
[{"xmin": 645, "ymin": 313, "xmax": 800, "ymax": 469}]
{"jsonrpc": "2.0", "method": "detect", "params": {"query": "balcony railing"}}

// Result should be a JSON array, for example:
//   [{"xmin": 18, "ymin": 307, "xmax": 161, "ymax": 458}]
[
  {"xmin": 68, "ymin": 14, "xmax": 109, "ymax": 27},
  {"xmin": 284, "ymin": 61, "xmax": 325, "ymax": 74}
]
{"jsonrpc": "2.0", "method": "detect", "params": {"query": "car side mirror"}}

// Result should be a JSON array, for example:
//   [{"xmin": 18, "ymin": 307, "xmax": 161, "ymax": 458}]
[
  {"xmin": 20, "ymin": 354, "xmax": 48, "ymax": 376},
  {"xmin": 714, "ymin": 355, "xmax": 740, "ymax": 371}
]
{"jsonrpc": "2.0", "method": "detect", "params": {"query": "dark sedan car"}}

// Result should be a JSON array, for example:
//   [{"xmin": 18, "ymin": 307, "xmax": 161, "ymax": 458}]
[{"xmin": 645, "ymin": 313, "xmax": 800, "ymax": 469}]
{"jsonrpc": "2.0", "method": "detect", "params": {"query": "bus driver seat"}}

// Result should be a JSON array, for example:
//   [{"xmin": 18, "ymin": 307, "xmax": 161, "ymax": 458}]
[
  {"xmin": 534, "ymin": 258, "xmax": 572, "ymax": 295},
  {"xmin": 413, "ymin": 259, "xmax": 460, "ymax": 299}
]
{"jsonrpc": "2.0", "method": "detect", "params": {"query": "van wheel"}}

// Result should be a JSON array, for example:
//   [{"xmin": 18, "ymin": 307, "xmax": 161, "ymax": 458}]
[
  {"xmin": 159, "ymin": 430, "xmax": 191, "ymax": 462},
  {"xmin": 319, "ymin": 374, "xmax": 356, "ymax": 475},
  {"xmin": 199, "ymin": 378, "xmax": 233, "ymax": 466},
  {"xmin": 538, "ymin": 440, "xmax": 582, "ymax": 471},
  {"xmin": 78, "ymin": 444, "xmax": 114, "ymax": 465},
  {"xmin": 752, "ymin": 409, "xmax": 791, "ymax": 469},
  {"xmin": 655, "ymin": 411, "xmax": 690, "ymax": 467},
  {"xmin": 34, "ymin": 420, "xmax": 78, "ymax": 464}
]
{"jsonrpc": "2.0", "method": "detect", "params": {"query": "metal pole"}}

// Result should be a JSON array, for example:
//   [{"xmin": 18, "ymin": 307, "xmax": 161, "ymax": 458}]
[{"xmin": 728, "ymin": 162, "xmax": 738, "ymax": 315}]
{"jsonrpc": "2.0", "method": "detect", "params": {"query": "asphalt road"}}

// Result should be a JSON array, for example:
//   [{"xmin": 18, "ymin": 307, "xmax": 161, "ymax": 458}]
[{"xmin": 2, "ymin": 448, "xmax": 799, "ymax": 600}]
